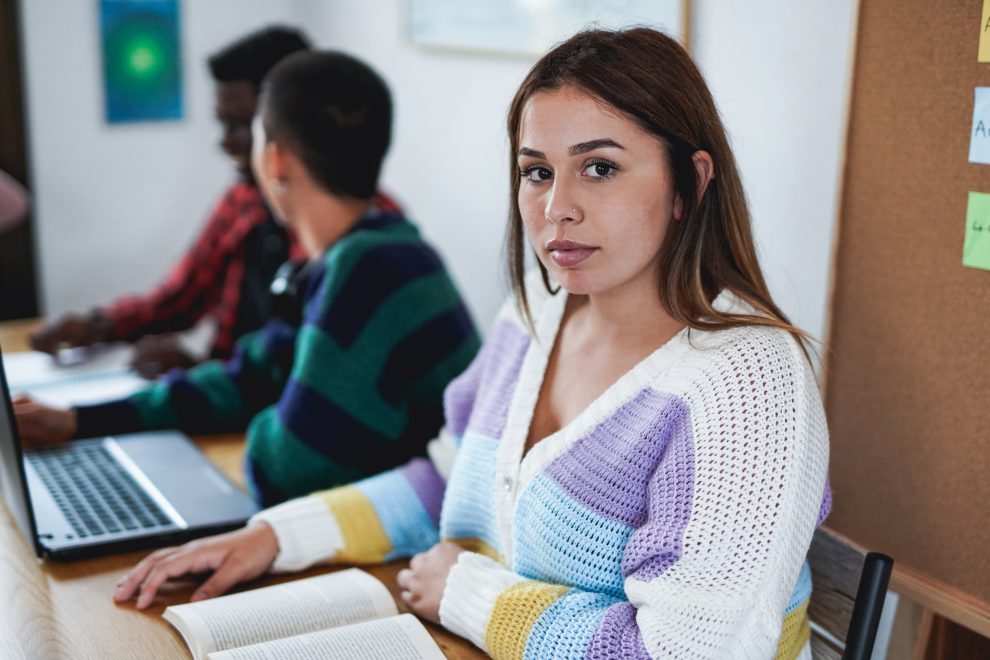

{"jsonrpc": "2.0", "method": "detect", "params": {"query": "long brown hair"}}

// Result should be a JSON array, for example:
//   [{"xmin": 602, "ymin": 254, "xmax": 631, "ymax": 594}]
[{"xmin": 506, "ymin": 28, "xmax": 809, "ymax": 350}]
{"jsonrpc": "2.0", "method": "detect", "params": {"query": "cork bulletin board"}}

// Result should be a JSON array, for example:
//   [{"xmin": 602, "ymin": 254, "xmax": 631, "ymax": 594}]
[{"xmin": 824, "ymin": 1, "xmax": 990, "ymax": 608}]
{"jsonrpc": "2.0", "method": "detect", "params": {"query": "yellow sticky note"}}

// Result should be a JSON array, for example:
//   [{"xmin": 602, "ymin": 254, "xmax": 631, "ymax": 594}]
[
  {"xmin": 980, "ymin": 0, "xmax": 990, "ymax": 62},
  {"xmin": 963, "ymin": 192, "xmax": 990, "ymax": 270}
]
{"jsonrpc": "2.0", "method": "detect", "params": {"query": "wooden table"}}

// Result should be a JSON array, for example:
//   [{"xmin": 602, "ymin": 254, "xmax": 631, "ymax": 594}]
[{"xmin": 0, "ymin": 322, "xmax": 482, "ymax": 659}]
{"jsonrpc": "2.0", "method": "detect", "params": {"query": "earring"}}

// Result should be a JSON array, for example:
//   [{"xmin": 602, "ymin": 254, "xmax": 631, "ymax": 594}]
[{"xmin": 274, "ymin": 179, "xmax": 288, "ymax": 195}]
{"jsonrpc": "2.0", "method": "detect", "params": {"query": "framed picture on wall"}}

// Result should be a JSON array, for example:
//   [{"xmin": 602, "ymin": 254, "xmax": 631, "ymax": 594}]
[
  {"xmin": 100, "ymin": 0, "xmax": 183, "ymax": 123},
  {"xmin": 408, "ymin": 0, "xmax": 689, "ymax": 57}
]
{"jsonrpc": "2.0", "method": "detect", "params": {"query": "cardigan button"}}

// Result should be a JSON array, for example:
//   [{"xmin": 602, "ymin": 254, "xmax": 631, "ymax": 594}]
[{"xmin": 502, "ymin": 476, "xmax": 512, "ymax": 491}]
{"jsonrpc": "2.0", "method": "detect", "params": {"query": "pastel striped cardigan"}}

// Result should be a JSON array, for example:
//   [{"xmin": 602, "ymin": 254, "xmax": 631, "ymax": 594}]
[{"xmin": 255, "ymin": 280, "xmax": 831, "ymax": 659}]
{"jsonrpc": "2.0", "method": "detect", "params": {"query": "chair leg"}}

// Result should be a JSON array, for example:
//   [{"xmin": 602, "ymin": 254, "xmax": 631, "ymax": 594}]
[{"xmin": 843, "ymin": 552, "xmax": 894, "ymax": 660}]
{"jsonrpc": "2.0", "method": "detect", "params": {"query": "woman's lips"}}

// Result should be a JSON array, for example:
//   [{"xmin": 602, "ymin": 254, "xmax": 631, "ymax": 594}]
[{"xmin": 546, "ymin": 239, "xmax": 598, "ymax": 268}]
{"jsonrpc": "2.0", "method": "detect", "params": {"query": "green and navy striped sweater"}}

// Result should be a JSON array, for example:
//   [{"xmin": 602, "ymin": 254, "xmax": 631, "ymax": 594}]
[{"xmin": 74, "ymin": 211, "xmax": 480, "ymax": 506}]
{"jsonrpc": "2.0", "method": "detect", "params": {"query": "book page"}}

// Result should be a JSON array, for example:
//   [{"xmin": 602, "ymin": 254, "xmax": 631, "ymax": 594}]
[
  {"xmin": 163, "ymin": 569, "xmax": 397, "ymax": 660},
  {"xmin": 206, "ymin": 614, "xmax": 446, "ymax": 660}
]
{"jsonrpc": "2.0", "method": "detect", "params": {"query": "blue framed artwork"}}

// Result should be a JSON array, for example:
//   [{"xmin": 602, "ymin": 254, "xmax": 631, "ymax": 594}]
[{"xmin": 100, "ymin": 0, "xmax": 183, "ymax": 123}]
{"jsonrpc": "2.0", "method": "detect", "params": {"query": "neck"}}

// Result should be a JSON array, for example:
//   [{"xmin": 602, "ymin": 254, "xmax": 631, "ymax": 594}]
[
  {"xmin": 571, "ymin": 272, "xmax": 683, "ymax": 346},
  {"xmin": 290, "ymin": 184, "xmax": 373, "ymax": 258}
]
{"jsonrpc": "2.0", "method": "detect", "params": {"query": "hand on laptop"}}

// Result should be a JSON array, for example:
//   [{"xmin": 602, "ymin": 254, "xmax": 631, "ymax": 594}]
[
  {"xmin": 29, "ymin": 310, "xmax": 114, "ymax": 355},
  {"xmin": 12, "ymin": 395, "xmax": 77, "ymax": 448},
  {"xmin": 113, "ymin": 522, "xmax": 279, "ymax": 609}
]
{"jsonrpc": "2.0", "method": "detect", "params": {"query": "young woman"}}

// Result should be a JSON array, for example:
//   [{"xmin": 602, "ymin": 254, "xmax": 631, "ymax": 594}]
[{"xmin": 115, "ymin": 29, "xmax": 829, "ymax": 659}]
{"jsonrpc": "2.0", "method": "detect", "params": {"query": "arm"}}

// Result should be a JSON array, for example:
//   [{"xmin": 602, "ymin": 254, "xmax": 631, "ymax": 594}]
[
  {"xmin": 73, "ymin": 318, "xmax": 296, "ymax": 439},
  {"xmin": 114, "ymin": 446, "xmax": 450, "ymax": 610},
  {"xmin": 112, "ymin": 328, "xmax": 489, "ymax": 609}
]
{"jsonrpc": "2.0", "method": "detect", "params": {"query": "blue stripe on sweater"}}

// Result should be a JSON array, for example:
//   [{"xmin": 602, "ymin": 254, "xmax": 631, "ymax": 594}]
[
  {"xmin": 376, "ymin": 304, "xmax": 476, "ymax": 406},
  {"xmin": 322, "ymin": 243, "xmax": 445, "ymax": 348},
  {"xmin": 514, "ymin": 475, "xmax": 632, "ymax": 599},
  {"xmin": 276, "ymin": 379, "xmax": 423, "ymax": 472},
  {"xmin": 439, "ymin": 432, "xmax": 502, "ymax": 555},
  {"xmin": 356, "ymin": 470, "xmax": 440, "ymax": 560},
  {"xmin": 523, "ymin": 590, "xmax": 614, "ymax": 660}
]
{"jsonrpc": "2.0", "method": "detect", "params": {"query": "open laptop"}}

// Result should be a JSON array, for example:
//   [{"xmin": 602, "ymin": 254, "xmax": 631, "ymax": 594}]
[{"xmin": 0, "ymin": 343, "xmax": 259, "ymax": 561}]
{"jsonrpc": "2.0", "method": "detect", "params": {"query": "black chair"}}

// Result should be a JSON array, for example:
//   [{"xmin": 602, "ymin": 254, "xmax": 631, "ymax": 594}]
[{"xmin": 807, "ymin": 526, "xmax": 894, "ymax": 660}]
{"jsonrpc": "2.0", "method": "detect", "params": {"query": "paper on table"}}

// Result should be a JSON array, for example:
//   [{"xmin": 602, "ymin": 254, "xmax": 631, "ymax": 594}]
[
  {"xmin": 963, "ymin": 191, "xmax": 990, "ymax": 271},
  {"xmin": 3, "ymin": 346, "xmax": 145, "ymax": 407},
  {"xmin": 206, "ymin": 615, "xmax": 446, "ymax": 660}
]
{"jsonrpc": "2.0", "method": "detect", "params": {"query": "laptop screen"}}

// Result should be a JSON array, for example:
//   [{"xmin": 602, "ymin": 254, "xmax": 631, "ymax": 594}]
[{"xmin": 0, "ymin": 343, "xmax": 43, "ymax": 557}]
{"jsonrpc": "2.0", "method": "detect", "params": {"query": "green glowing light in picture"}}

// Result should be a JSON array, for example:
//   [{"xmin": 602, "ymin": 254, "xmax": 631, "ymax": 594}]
[{"xmin": 128, "ymin": 44, "xmax": 158, "ymax": 75}]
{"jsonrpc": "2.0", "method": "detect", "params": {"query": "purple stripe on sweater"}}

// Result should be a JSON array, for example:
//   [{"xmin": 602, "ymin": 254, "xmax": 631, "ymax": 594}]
[
  {"xmin": 817, "ymin": 475, "xmax": 832, "ymax": 526},
  {"xmin": 443, "ymin": 318, "xmax": 529, "ymax": 439},
  {"xmin": 586, "ymin": 602, "xmax": 651, "ymax": 659},
  {"xmin": 398, "ymin": 458, "xmax": 445, "ymax": 526},
  {"xmin": 544, "ymin": 389, "xmax": 696, "ymax": 582}
]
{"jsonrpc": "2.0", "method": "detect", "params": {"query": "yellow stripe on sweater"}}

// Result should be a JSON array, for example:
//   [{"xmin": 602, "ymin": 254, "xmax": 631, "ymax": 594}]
[
  {"xmin": 484, "ymin": 581, "xmax": 569, "ymax": 660},
  {"xmin": 775, "ymin": 598, "xmax": 812, "ymax": 660},
  {"xmin": 443, "ymin": 536, "xmax": 503, "ymax": 562},
  {"xmin": 318, "ymin": 487, "xmax": 392, "ymax": 563}
]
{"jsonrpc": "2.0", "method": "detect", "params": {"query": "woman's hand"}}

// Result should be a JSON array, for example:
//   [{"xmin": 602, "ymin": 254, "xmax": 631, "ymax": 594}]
[
  {"xmin": 113, "ymin": 522, "xmax": 280, "ymax": 609},
  {"xmin": 13, "ymin": 395, "xmax": 77, "ymax": 448},
  {"xmin": 396, "ymin": 541, "xmax": 465, "ymax": 624}
]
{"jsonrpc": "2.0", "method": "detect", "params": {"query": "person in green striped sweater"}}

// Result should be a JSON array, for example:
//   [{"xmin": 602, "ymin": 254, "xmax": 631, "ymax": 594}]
[{"xmin": 14, "ymin": 50, "xmax": 480, "ymax": 507}]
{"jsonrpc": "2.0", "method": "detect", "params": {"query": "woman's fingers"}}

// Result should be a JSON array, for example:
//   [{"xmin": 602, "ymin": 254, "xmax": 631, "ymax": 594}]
[
  {"xmin": 113, "ymin": 547, "xmax": 181, "ymax": 603},
  {"xmin": 135, "ymin": 546, "xmax": 227, "ymax": 609}
]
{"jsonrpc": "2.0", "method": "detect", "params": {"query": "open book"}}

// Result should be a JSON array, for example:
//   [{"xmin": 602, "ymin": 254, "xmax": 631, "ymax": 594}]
[{"xmin": 163, "ymin": 569, "xmax": 446, "ymax": 660}]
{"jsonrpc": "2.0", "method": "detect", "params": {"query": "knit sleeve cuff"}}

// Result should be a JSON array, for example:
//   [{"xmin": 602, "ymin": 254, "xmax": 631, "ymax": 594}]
[
  {"xmin": 438, "ymin": 551, "xmax": 526, "ymax": 651},
  {"xmin": 74, "ymin": 399, "xmax": 144, "ymax": 439},
  {"xmin": 250, "ymin": 496, "xmax": 345, "ymax": 573}
]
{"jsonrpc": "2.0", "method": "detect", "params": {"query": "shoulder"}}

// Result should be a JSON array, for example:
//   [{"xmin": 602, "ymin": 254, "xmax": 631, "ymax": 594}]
[
  {"xmin": 323, "ymin": 212, "xmax": 441, "ymax": 274},
  {"xmin": 659, "ymin": 292, "xmax": 817, "ymax": 406},
  {"xmin": 307, "ymin": 212, "xmax": 466, "ymax": 329}
]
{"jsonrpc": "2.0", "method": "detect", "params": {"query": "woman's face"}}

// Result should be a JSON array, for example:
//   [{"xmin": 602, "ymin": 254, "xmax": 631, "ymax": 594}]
[
  {"xmin": 250, "ymin": 114, "xmax": 288, "ymax": 224},
  {"xmin": 517, "ymin": 86, "xmax": 681, "ymax": 299}
]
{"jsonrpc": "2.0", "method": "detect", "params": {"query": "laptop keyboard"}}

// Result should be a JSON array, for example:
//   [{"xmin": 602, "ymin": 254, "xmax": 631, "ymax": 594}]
[{"xmin": 27, "ymin": 443, "xmax": 172, "ymax": 538}]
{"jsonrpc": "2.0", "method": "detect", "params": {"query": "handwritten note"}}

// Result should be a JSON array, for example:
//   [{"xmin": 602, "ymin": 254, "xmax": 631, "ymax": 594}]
[
  {"xmin": 980, "ymin": 0, "xmax": 990, "ymax": 62},
  {"xmin": 963, "ymin": 192, "xmax": 990, "ymax": 271},
  {"xmin": 969, "ymin": 89, "xmax": 990, "ymax": 164}
]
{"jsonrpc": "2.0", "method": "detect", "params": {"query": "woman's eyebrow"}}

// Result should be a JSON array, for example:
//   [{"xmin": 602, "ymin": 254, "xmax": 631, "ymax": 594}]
[
  {"xmin": 569, "ymin": 138, "xmax": 623, "ymax": 155},
  {"xmin": 517, "ymin": 139, "xmax": 625, "ymax": 159}
]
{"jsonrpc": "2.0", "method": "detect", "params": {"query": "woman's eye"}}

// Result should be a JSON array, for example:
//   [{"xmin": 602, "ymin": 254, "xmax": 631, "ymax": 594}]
[
  {"xmin": 583, "ymin": 161, "xmax": 617, "ymax": 179},
  {"xmin": 521, "ymin": 167, "xmax": 552, "ymax": 183}
]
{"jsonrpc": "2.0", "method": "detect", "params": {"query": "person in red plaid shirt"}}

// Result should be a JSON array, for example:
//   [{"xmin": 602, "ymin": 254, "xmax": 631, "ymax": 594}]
[{"xmin": 31, "ymin": 26, "xmax": 399, "ymax": 378}]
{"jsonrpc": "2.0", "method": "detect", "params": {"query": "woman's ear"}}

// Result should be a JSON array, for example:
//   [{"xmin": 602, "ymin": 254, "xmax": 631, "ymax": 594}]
[
  {"xmin": 673, "ymin": 151, "xmax": 715, "ymax": 221},
  {"xmin": 692, "ymin": 150, "xmax": 715, "ymax": 204}
]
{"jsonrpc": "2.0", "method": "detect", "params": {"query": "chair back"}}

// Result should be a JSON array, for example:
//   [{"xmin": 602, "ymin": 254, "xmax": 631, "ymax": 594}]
[{"xmin": 807, "ymin": 526, "xmax": 893, "ymax": 660}]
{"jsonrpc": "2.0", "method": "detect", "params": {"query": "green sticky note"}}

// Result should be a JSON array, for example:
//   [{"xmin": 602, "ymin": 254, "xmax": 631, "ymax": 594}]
[{"xmin": 964, "ymin": 192, "xmax": 990, "ymax": 271}]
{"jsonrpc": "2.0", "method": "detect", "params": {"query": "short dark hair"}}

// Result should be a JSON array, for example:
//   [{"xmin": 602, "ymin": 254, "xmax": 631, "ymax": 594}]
[
  {"xmin": 260, "ymin": 51, "xmax": 392, "ymax": 200},
  {"xmin": 208, "ymin": 26, "xmax": 310, "ymax": 88}
]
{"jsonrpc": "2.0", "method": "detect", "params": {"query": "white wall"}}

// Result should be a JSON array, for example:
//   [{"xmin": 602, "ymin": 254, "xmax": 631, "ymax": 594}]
[
  {"xmin": 22, "ymin": 0, "xmax": 858, "ymax": 344},
  {"xmin": 691, "ymin": 1, "xmax": 859, "ymax": 345}
]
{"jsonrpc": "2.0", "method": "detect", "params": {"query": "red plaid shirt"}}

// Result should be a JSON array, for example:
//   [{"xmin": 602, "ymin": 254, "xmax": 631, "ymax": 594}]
[{"xmin": 103, "ymin": 183, "xmax": 400, "ymax": 358}]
